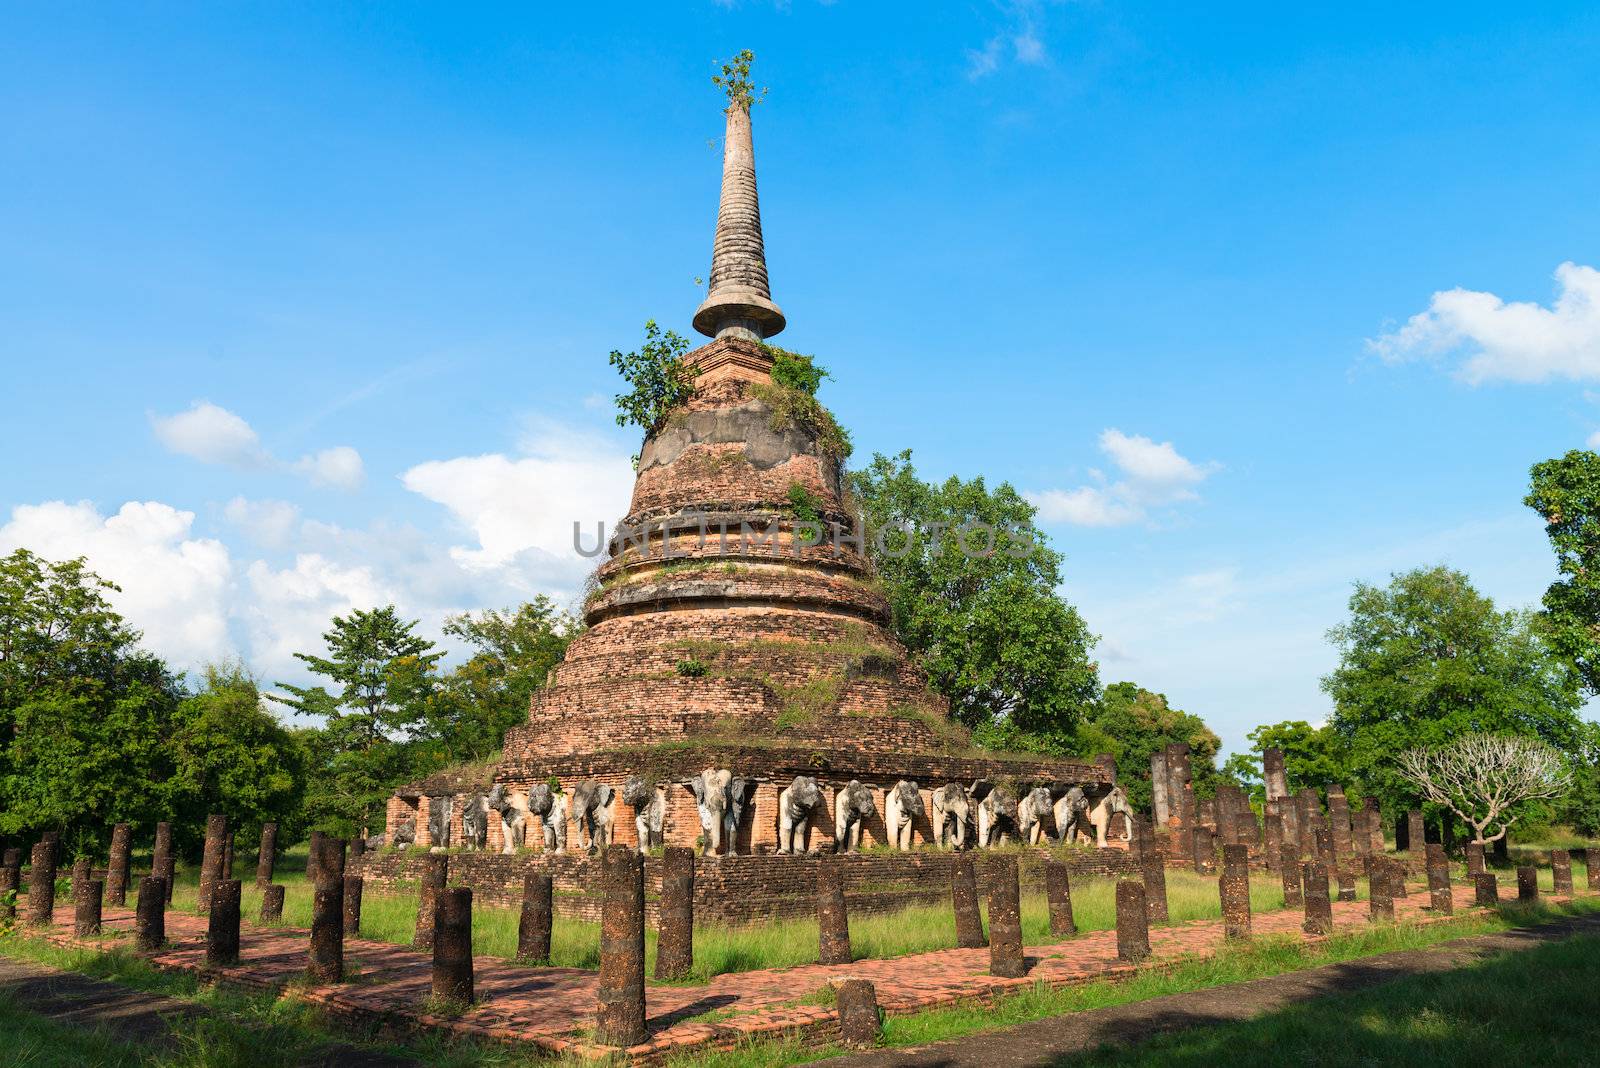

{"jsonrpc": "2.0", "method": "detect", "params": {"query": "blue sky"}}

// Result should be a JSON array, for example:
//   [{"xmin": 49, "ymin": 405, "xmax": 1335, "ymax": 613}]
[{"xmin": 4, "ymin": 3, "xmax": 1598, "ymax": 755}]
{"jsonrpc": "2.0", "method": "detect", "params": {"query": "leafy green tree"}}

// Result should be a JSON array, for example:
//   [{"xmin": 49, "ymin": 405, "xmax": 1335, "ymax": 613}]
[
  {"xmin": 610, "ymin": 320, "xmax": 696, "ymax": 438},
  {"xmin": 1322, "ymin": 565, "xmax": 1583, "ymax": 821},
  {"xmin": 271, "ymin": 606, "xmax": 444, "ymax": 833},
  {"xmin": 166, "ymin": 661, "xmax": 306, "ymax": 852},
  {"xmin": 850, "ymin": 450, "xmax": 1100, "ymax": 745},
  {"xmin": 427, "ymin": 599, "xmax": 578, "ymax": 762},
  {"xmin": 1074, "ymin": 682, "xmax": 1221, "ymax": 811},
  {"xmin": 1556, "ymin": 722, "xmax": 1600, "ymax": 837},
  {"xmin": 1525, "ymin": 449, "xmax": 1600, "ymax": 697},
  {"xmin": 1222, "ymin": 720, "xmax": 1350, "ymax": 804}
]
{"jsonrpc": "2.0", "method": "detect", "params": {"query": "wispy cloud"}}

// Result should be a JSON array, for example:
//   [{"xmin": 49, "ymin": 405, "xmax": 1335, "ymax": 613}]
[
  {"xmin": 151, "ymin": 401, "xmax": 365, "ymax": 492},
  {"xmin": 967, "ymin": 1, "xmax": 1054, "ymax": 80},
  {"xmin": 1028, "ymin": 429, "xmax": 1219, "ymax": 527}
]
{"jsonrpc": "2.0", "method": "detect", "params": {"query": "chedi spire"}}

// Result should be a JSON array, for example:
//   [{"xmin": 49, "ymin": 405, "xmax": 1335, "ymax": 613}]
[{"xmin": 693, "ymin": 53, "xmax": 785, "ymax": 341}]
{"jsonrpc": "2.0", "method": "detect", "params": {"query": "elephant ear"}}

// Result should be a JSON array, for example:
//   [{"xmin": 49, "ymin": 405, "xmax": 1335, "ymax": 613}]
[
  {"xmin": 598, "ymin": 784, "xmax": 615, "ymax": 807},
  {"xmin": 969, "ymin": 779, "xmax": 995, "ymax": 802},
  {"xmin": 686, "ymin": 777, "xmax": 707, "ymax": 803}
]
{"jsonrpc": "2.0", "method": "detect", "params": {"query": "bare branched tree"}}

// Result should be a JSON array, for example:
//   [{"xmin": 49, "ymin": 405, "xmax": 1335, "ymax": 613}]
[{"xmin": 1397, "ymin": 733, "xmax": 1571, "ymax": 845}]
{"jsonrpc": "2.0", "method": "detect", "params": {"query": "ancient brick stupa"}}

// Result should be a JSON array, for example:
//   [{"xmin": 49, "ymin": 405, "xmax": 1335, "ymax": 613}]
[{"xmin": 387, "ymin": 86, "xmax": 1107, "ymax": 855}]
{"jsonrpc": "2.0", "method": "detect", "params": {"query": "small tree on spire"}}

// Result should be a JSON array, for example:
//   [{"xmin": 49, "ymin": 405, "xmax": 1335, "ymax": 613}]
[{"xmin": 712, "ymin": 49, "xmax": 767, "ymax": 109}]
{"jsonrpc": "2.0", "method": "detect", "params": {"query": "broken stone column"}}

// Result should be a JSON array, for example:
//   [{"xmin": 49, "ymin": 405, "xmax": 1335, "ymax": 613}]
[
  {"xmin": 1369, "ymin": 862, "xmax": 1394, "ymax": 922},
  {"xmin": 222, "ymin": 833, "xmax": 234, "ymax": 881},
  {"xmin": 518, "ymin": 871, "xmax": 554, "ymax": 963},
  {"xmin": 256, "ymin": 823, "xmax": 277, "ymax": 887},
  {"xmin": 1367, "ymin": 804, "xmax": 1386, "ymax": 853},
  {"xmin": 1167, "ymin": 743, "xmax": 1194, "ymax": 830},
  {"xmin": 951, "ymin": 854, "xmax": 986, "ymax": 949},
  {"xmin": 71, "ymin": 856, "xmax": 91, "ymax": 900},
  {"xmin": 308, "ymin": 835, "xmax": 345, "ymax": 984},
  {"xmin": 1388, "ymin": 856, "xmax": 1408, "ymax": 899},
  {"xmin": 1301, "ymin": 860, "xmax": 1333, "ymax": 936},
  {"xmin": 1196, "ymin": 796, "xmax": 1216, "ymax": 832},
  {"xmin": 1327, "ymin": 786, "xmax": 1352, "ymax": 862},
  {"xmin": 1517, "ymin": 865, "xmax": 1538, "ymax": 902},
  {"xmin": 986, "ymin": 853, "xmax": 1026, "ymax": 979},
  {"xmin": 0, "ymin": 852, "xmax": 18, "ymax": 923},
  {"xmin": 817, "ymin": 858, "xmax": 852, "ymax": 965},
  {"xmin": 1475, "ymin": 872, "xmax": 1499, "ymax": 907},
  {"xmin": 1405, "ymin": 810, "xmax": 1425, "ymax": 854},
  {"xmin": 1191, "ymin": 826, "xmax": 1216, "ymax": 875},
  {"xmin": 107, "ymin": 823, "xmax": 132, "ymax": 907},
  {"xmin": 1264, "ymin": 805, "xmax": 1285, "ymax": 873},
  {"xmin": 307, "ymin": 829, "xmax": 325, "ymax": 885},
  {"xmin": 260, "ymin": 884, "xmax": 285, "ymax": 924},
  {"xmin": 1263, "ymin": 747, "xmax": 1289, "ymax": 804},
  {"xmin": 1586, "ymin": 848, "xmax": 1600, "ymax": 891},
  {"xmin": 136, "ymin": 876, "xmax": 166, "ymax": 950},
  {"xmin": 655, "ymin": 846, "xmax": 694, "ymax": 980},
  {"xmin": 1552, "ymin": 849, "xmax": 1574, "ymax": 896},
  {"xmin": 75, "ymin": 878, "xmax": 103, "ymax": 938},
  {"xmin": 1350, "ymin": 800, "xmax": 1371, "ymax": 858},
  {"xmin": 1133, "ymin": 816, "xmax": 1169, "ymax": 924},
  {"xmin": 1115, "ymin": 879, "xmax": 1150, "ymax": 963},
  {"xmin": 199, "ymin": 814, "xmax": 227, "ymax": 912},
  {"xmin": 835, "ymin": 978, "xmax": 881, "ymax": 1048},
  {"xmin": 207, "ymin": 878, "xmax": 241, "ymax": 966},
  {"xmin": 1150, "ymin": 750, "xmax": 1171, "ymax": 827},
  {"xmin": 1425, "ymin": 845, "xmax": 1453, "ymax": 915},
  {"xmin": 1220, "ymin": 844, "xmax": 1251, "ymax": 940},
  {"xmin": 1280, "ymin": 844, "xmax": 1303, "ymax": 907},
  {"xmin": 1044, "ymin": 859, "xmax": 1075, "ymax": 938},
  {"xmin": 1313, "ymin": 820, "xmax": 1334, "ymax": 875},
  {"xmin": 433, "ymin": 886, "xmax": 475, "ymax": 1005},
  {"xmin": 413, "ymin": 853, "xmax": 449, "ymax": 951},
  {"xmin": 26, "ymin": 839, "xmax": 56, "ymax": 926},
  {"xmin": 1296, "ymin": 789, "xmax": 1320, "ymax": 858},
  {"xmin": 158, "ymin": 854, "xmax": 176, "ymax": 905},
  {"xmin": 343, "ymin": 875, "xmax": 363, "ymax": 935},
  {"xmin": 1337, "ymin": 870, "xmax": 1357, "ymax": 902},
  {"xmin": 1465, "ymin": 841, "xmax": 1485, "ymax": 876},
  {"xmin": 597, "ymin": 846, "xmax": 645, "ymax": 1048}
]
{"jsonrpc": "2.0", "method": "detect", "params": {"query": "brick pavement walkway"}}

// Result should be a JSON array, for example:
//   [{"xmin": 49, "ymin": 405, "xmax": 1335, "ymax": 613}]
[{"xmin": 34, "ymin": 880, "xmax": 1559, "ymax": 1064}]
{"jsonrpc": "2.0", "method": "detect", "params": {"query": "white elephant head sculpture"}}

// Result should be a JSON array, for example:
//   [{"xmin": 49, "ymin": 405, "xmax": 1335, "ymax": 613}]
[
  {"xmin": 391, "ymin": 815, "xmax": 416, "ymax": 848},
  {"xmin": 1016, "ymin": 786, "xmax": 1054, "ymax": 846},
  {"xmin": 461, "ymin": 792, "xmax": 491, "ymax": 850},
  {"xmin": 1052, "ymin": 785, "xmax": 1091, "ymax": 845},
  {"xmin": 570, "ymin": 780, "xmax": 616, "ymax": 854},
  {"xmin": 623, "ymin": 775, "xmax": 666, "ymax": 853},
  {"xmin": 931, "ymin": 782, "xmax": 971, "ymax": 849},
  {"xmin": 1087, "ymin": 784, "xmax": 1136, "ymax": 847},
  {"xmin": 974, "ymin": 782, "xmax": 1018, "ymax": 847},
  {"xmin": 487, "ymin": 783, "xmax": 530, "ymax": 855},
  {"xmin": 833, "ymin": 780, "xmax": 877, "ymax": 853},
  {"xmin": 778, "ymin": 775, "xmax": 823, "ymax": 854},
  {"xmin": 885, "ymin": 780, "xmax": 924, "ymax": 851},
  {"xmin": 686, "ymin": 768, "xmax": 734, "ymax": 856}
]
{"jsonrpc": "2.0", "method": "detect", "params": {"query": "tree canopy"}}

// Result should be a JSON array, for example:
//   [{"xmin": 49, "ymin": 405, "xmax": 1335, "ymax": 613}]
[
  {"xmin": 1222, "ymin": 719, "xmax": 1349, "ymax": 804},
  {"xmin": 1074, "ymin": 682, "xmax": 1221, "ymax": 811},
  {"xmin": 1525, "ymin": 448, "xmax": 1600, "ymax": 698}
]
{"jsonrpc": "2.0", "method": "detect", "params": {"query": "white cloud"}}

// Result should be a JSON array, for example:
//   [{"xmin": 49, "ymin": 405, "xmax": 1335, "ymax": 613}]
[
  {"xmin": 967, "ymin": 1, "xmax": 1052, "ymax": 80},
  {"xmin": 1029, "ymin": 429, "xmax": 1218, "ymax": 527},
  {"xmin": 401, "ymin": 421, "xmax": 634, "ymax": 581},
  {"xmin": 293, "ymin": 446, "xmax": 365, "ymax": 491},
  {"xmin": 0, "ymin": 500, "xmax": 233, "ymax": 667},
  {"xmin": 1369, "ymin": 262, "xmax": 1600, "ymax": 383},
  {"xmin": 223, "ymin": 497, "xmax": 301, "ymax": 549},
  {"xmin": 151, "ymin": 402, "xmax": 268, "ymax": 468},
  {"xmin": 151, "ymin": 401, "xmax": 365, "ymax": 492},
  {"xmin": 1588, "ymin": 430, "xmax": 1600, "ymax": 450},
  {"xmin": 243, "ymin": 554, "xmax": 393, "ymax": 680}
]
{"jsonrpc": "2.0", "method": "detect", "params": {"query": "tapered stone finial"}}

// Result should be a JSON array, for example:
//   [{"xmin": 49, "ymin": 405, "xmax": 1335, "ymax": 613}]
[{"xmin": 693, "ymin": 102, "xmax": 786, "ymax": 341}]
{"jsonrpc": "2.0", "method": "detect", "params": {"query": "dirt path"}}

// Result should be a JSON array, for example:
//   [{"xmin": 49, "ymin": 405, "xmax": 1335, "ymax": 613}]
[
  {"xmin": 0, "ymin": 957, "xmax": 419, "ymax": 1067},
  {"xmin": 819, "ymin": 913, "xmax": 1600, "ymax": 1067}
]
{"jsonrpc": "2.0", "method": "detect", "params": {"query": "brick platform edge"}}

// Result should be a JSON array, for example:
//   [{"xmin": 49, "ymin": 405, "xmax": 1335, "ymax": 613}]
[{"xmin": 27, "ymin": 884, "xmax": 1576, "ymax": 1066}]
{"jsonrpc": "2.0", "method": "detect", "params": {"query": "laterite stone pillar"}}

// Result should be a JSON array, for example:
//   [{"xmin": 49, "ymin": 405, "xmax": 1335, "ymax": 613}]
[
  {"xmin": 158, "ymin": 854, "xmax": 176, "ymax": 905},
  {"xmin": 1327, "ymin": 786, "xmax": 1352, "ymax": 862},
  {"xmin": 27, "ymin": 839, "xmax": 56, "ymax": 926},
  {"xmin": 307, "ymin": 829, "xmax": 324, "ymax": 885},
  {"xmin": 107, "ymin": 823, "xmax": 132, "ymax": 907},
  {"xmin": 951, "ymin": 854, "xmax": 986, "ymax": 949},
  {"xmin": 1552, "ymin": 849, "xmax": 1573, "ymax": 896},
  {"xmin": 207, "ymin": 878, "xmax": 241, "ymax": 966},
  {"xmin": 1405, "ymin": 810, "xmax": 1425, "ymax": 854},
  {"xmin": 1465, "ymin": 841, "xmax": 1484, "ymax": 876},
  {"xmin": 1583, "ymin": 847, "xmax": 1600, "ymax": 891},
  {"xmin": 71, "ymin": 857, "xmax": 91, "ymax": 901},
  {"xmin": 1264, "ymin": 808, "xmax": 1284, "ymax": 873},
  {"xmin": 1044, "ymin": 859, "xmax": 1075, "ymax": 938},
  {"xmin": 75, "ymin": 878, "xmax": 103, "ymax": 938},
  {"xmin": 222, "ymin": 832, "xmax": 234, "ymax": 882},
  {"xmin": 136, "ymin": 876, "xmax": 166, "ymax": 950},
  {"xmin": 308, "ymin": 835, "xmax": 345, "ymax": 984},
  {"xmin": 1133, "ymin": 817, "xmax": 1169, "ymax": 924},
  {"xmin": 199, "ymin": 813, "xmax": 227, "ymax": 912},
  {"xmin": 1369, "ymin": 862, "xmax": 1394, "ymax": 922},
  {"xmin": 1337, "ymin": 870, "xmax": 1357, "ymax": 902},
  {"xmin": 1475, "ymin": 872, "xmax": 1499, "ymax": 908},
  {"xmin": 596, "ymin": 845, "xmax": 646, "ymax": 1048},
  {"xmin": 1517, "ymin": 865, "xmax": 1538, "ymax": 902},
  {"xmin": 817, "ymin": 859, "xmax": 852, "ymax": 966},
  {"xmin": 414, "ymin": 853, "xmax": 449, "ymax": 951},
  {"xmin": 1426, "ymin": 858, "xmax": 1453, "ymax": 915},
  {"xmin": 1191, "ymin": 826, "xmax": 1216, "ymax": 875},
  {"xmin": 1279, "ymin": 844, "xmax": 1303, "ymax": 907},
  {"xmin": 986, "ymin": 853, "xmax": 1026, "ymax": 978},
  {"xmin": 836, "ymin": 978, "xmax": 881, "ymax": 1048},
  {"xmin": 655, "ymin": 846, "xmax": 695, "ymax": 980},
  {"xmin": 1301, "ymin": 860, "xmax": 1333, "ymax": 936},
  {"xmin": 1389, "ymin": 856, "xmax": 1408, "ymax": 899},
  {"xmin": 1220, "ymin": 844, "xmax": 1251, "ymax": 940},
  {"xmin": 260, "ymin": 884, "xmax": 285, "ymax": 924},
  {"xmin": 0, "ymin": 851, "xmax": 19, "ymax": 923},
  {"xmin": 343, "ymin": 875, "xmax": 363, "ymax": 935},
  {"xmin": 1115, "ymin": 879, "xmax": 1150, "ymax": 963},
  {"xmin": 432, "ymin": 887, "xmax": 474, "ymax": 1005},
  {"xmin": 518, "ymin": 871, "xmax": 554, "ymax": 963},
  {"xmin": 256, "ymin": 823, "xmax": 277, "ymax": 887}
]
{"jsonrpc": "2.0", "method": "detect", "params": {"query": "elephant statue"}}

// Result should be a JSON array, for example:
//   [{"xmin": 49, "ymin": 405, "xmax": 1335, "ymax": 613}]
[
  {"xmin": 833, "ymin": 780, "xmax": 877, "ymax": 853},
  {"xmin": 1086, "ymin": 785, "xmax": 1136, "ymax": 848},
  {"xmin": 517, "ymin": 782, "xmax": 566, "ymax": 853},
  {"xmin": 885, "ymin": 780, "xmax": 924, "ymax": 851},
  {"xmin": 975, "ymin": 783, "xmax": 1017, "ymax": 847},
  {"xmin": 623, "ymin": 775, "xmax": 666, "ymax": 853},
  {"xmin": 570, "ymin": 780, "xmax": 616, "ymax": 854},
  {"xmin": 427, "ymin": 795, "xmax": 453, "ymax": 848},
  {"xmin": 544, "ymin": 788, "xmax": 570, "ymax": 853},
  {"xmin": 686, "ymin": 768, "xmax": 734, "ymax": 856},
  {"xmin": 725, "ymin": 776, "xmax": 756, "ymax": 855},
  {"xmin": 391, "ymin": 816, "xmax": 416, "ymax": 848},
  {"xmin": 487, "ymin": 783, "xmax": 529, "ymax": 854},
  {"xmin": 1053, "ymin": 786, "xmax": 1091, "ymax": 845},
  {"xmin": 931, "ymin": 783, "xmax": 971, "ymax": 849},
  {"xmin": 461, "ymin": 793, "xmax": 490, "ymax": 850},
  {"xmin": 777, "ymin": 775, "xmax": 823, "ymax": 854},
  {"xmin": 1016, "ymin": 786, "xmax": 1055, "ymax": 846}
]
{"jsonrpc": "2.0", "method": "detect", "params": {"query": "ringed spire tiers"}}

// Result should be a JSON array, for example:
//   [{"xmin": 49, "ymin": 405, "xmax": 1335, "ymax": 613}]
[{"xmin": 692, "ymin": 102, "xmax": 786, "ymax": 341}]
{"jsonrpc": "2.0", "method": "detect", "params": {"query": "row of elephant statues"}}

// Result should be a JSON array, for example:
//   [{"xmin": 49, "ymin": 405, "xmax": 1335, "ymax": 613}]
[{"xmin": 390, "ymin": 772, "xmax": 1134, "ymax": 858}]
